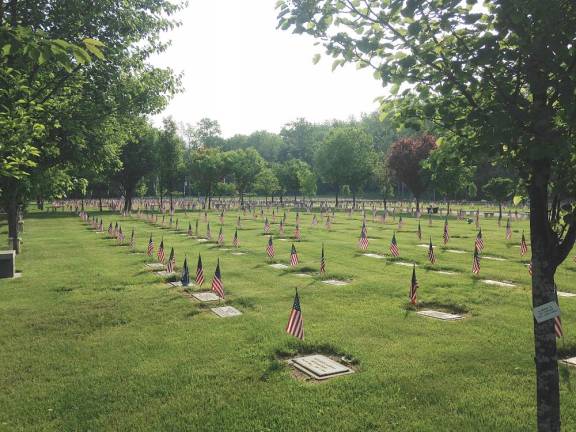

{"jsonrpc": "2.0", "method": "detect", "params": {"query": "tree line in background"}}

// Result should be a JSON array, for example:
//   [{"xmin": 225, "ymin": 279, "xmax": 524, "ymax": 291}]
[{"xmin": 88, "ymin": 112, "xmax": 519, "ymax": 215}]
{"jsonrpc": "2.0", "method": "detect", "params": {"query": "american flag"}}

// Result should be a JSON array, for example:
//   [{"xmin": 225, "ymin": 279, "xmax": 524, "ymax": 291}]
[
  {"xmin": 294, "ymin": 224, "xmax": 301, "ymax": 241},
  {"xmin": 114, "ymin": 222, "xmax": 118, "ymax": 237},
  {"xmin": 325, "ymin": 215, "xmax": 331, "ymax": 230},
  {"xmin": 161, "ymin": 214, "xmax": 165, "ymax": 226},
  {"xmin": 217, "ymin": 227, "xmax": 224, "ymax": 246},
  {"xmin": 175, "ymin": 218, "xmax": 179, "ymax": 231},
  {"xmin": 320, "ymin": 244, "xmax": 326, "ymax": 274},
  {"xmin": 195, "ymin": 254, "xmax": 205, "ymax": 286},
  {"xmin": 206, "ymin": 223, "xmax": 211, "ymax": 240},
  {"xmin": 358, "ymin": 228, "xmax": 369, "ymax": 250},
  {"xmin": 237, "ymin": 216, "xmax": 242, "ymax": 228},
  {"xmin": 108, "ymin": 223, "xmax": 113, "ymax": 236},
  {"xmin": 181, "ymin": 256, "xmax": 190, "ymax": 286},
  {"xmin": 157, "ymin": 239, "xmax": 165, "ymax": 263},
  {"xmin": 117, "ymin": 226, "xmax": 124, "ymax": 243},
  {"xmin": 290, "ymin": 243, "xmax": 299, "ymax": 267},
  {"xmin": 505, "ymin": 218, "xmax": 512, "ymax": 240},
  {"xmin": 296, "ymin": 212, "xmax": 300, "ymax": 225},
  {"xmin": 169, "ymin": 215, "xmax": 173, "ymax": 227},
  {"xmin": 528, "ymin": 261, "xmax": 533, "ymax": 275},
  {"xmin": 211, "ymin": 259, "xmax": 224, "ymax": 299},
  {"xmin": 98, "ymin": 219, "xmax": 103, "ymax": 232},
  {"xmin": 130, "ymin": 228, "xmax": 135, "ymax": 250},
  {"xmin": 409, "ymin": 265, "xmax": 418, "ymax": 305},
  {"xmin": 187, "ymin": 222, "xmax": 193, "ymax": 236},
  {"xmin": 361, "ymin": 221, "xmax": 367, "ymax": 236},
  {"xmin": 166, "ymin": 247, "xmax": 175, "ymax": 273},
  {"xmin": 472, "ymin": 246, "xmax": 481, "ymax": 274},
  {"xmin": 312, "ymin": 215, "xmax": 317, "ymax": 225},
  {"xmin": 279, "ymin": 219, "xmax": 285, "ymax": 236},
  {"xmin": 233, "ymin": 229, "xmax": 239, "ymax": 248},
  {"xmin": 554, "ymin": 286, "xmax": 563, "ymax": 338},
  {"xmin": 428, "ymin": 238, "xmax": 436, "ymax": 264},
  {"xmin": 195, "ymin": 219, "xmax": 199, "ymax": 236},
  {"xmin": 475, "ymin": 229, "xmax": 484, "ymax": 252},
  {"xmin": 443, "ymin": 218, "xmax": 449, "ymax": 244},
  {"xmin": 203, "ymin": 211, "xmax": 208, "ymax": 222},
  {"xmin": 390, "ymin": 233, "xmax": 400, "ymax": 257},
  {"xmin": 417, "ymin": 220, "xmax": 422, "ymax": 240},
  {"xmin": 219, "ymin": 211, "xmax": 224, "ymax": 224},
  {"xmin": 266, "ymin": 236, "xmax": 275, "ymax": 258},
  {"xmin": 147, "ymin": 235, "xmax": 154, "ymax": 256},
  {"xmin": 272, "ymin": 210, "xmax": 276, "ymax": 222},
  {"xmin": 264, "ymin": 218, "xmax": 270, "ymax": 234},
  {"xmin": 286, "ymin": 289, "xmax": 304, "ymax": 340},
  {"xmin": 520, "ymin": 231, "xmax": 528, "ymax": 256},
  {"xmin": 475, "ymin": 209, "xmax": 480, "ymax": 228}
]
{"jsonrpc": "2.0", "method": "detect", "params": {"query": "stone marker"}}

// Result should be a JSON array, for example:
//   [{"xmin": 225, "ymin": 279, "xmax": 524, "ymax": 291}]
[
  {"xmin": 322, "ymin": 279, "xmax": 349, "ymax": 286},
  {"xmin": 269, "ymin": 263, "xmax": 289, "ymax": 269},
  {"xmin": 362, "ymin": 253, "xmax": 385, "ymax": 259},
  {"xmin": 0, "ymin": 250, "xmax": 16, "ymax": 278},
  {"xmin": 192, "ymin": 292, "xmax": 221, "ymax": 302},
  {"xmin": 417, "ymin": 244, "xmax": 429, "ymax": 248},
  {"xmin": 395, "ymin": 262, "xmax": 416, "ymax": 267},
  {"xmin": 557, "ymin": 291, "xmax": 576, "ymax": 298},
  {"xmin": 231, "ymin": 252, "xmax": 246, "ymax": 256},
  {"xmin": 289, "ymin": 354, "xmax": 354, "ymax": 380},
  {"xmin": 446, "ymin": 249, "xmax": 466, "ymax": 254},
  {"xmin": 197, "ymin": 238, "xmax": 208, "ymax": 243},
  {"xmin": 155, "ymin": 271, "xmax": 176, "ymax": 277},
  {"xmin": 417, "ymin": 310, "xmax": 463, "ymax": 320},
  {"xmin": 434, "ymin": 270, "xmax": 457, "ymax": 275},
  {"xmin": 278, "ymin": 238, "xmax": 287, "ymax": 241},
  {"xmin": 293, "ymin": 273, "xmax": 312, "ymax": 278},
  {"xmin": 483, "ymin": 256, "xmax": 506, "ymax": 261},
  {"xmin": 168, "ymin": 281, "xmax": 183, "ymax": 287},
  {"xmin": 145, "ymin": 263, "xmax": 165, "ymax": 271},
  {"xmin": 561, "ymin": 357, "xmax": 576, "ymax": 367},
  {"xmin": 219, "ymin": 248, "xmax": 231, "ymax": 251},
  {"xmin": 482, "ymin": 279, "xmax": 516, "ymax": 287},
  {"xmin": 211, "ymin": 306, "xmax": 242, "ymax": 317}
]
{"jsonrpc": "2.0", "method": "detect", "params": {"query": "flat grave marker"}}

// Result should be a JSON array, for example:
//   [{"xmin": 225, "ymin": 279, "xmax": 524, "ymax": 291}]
[
  {"xmin": 293, "ymin": 273, "xmax": 312, "ymax": 278},
  {"xmin": 289, "ymin": 354, "xmax": 354, "ymax": 380},
  {"xmin": 417, "ymin": 310, "xmax": 463, "ymax": 321},
  {"xmin": 561, "ymin": 357, "xmax": 576, "ymax": 367},
  {"xmin": 446, "ymin": 249, "xmax": 466, "ymax": 254},
  {"xmin": 434, "ymin": 270, "xmax": 457, "ymax": 275},
  {"xmin": 322, "ymin": 279, "xmax": 349, "ymax": 286},
  {"xmin": 211, "ymin": 306, "xmax": 242, "ymax": 318},
  {"xmin": 557, "ymin": 291, "xmax": 576, "ymax": 298},
  {"xmin": 145, "ymin": 263, "xmax": 165, "ymax": 271},
  {"xmin": 197, "ymin": 238, "xmax": 208, "ymax": 243},
  {"xmin": 155, "ymin": 271, "xmax": 176, "ymax": 277},
  {"xmin": 395, "ymin": 262, "xmax": 416, "ymax": 267},
  {"xmin": 231, "ymin": 252, "xmax": 246, "ymax": 256},
  {"xmin": 362, "ymin": 253, "xmax": 385, "ymax": 259},
  {"xmin": 482, "ymin": 279, "xmax": 516, "ymax": 287},
  {"xmin": 483, "ymin": 256, "xmax": 507, "ymax": 261},
  {"xmin": 192, "ymin": 292, "xmax": 221, "ymax": 302},
  {"xmin": 269, "ymin": 263, "xmax": 289, "ymax": 269}
]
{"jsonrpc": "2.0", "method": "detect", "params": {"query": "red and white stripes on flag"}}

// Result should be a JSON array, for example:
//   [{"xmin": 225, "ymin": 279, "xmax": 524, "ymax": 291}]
[
  {"xmin": 195, "ymin": 254, "xmax": 205, "ymax": 286},
  {"xmin": 358, "ymin": 228, "xmax": 369, "ymax": 250},
  {"xmin": 554, "ymin": 286, "xmax": 563, "ymax": 338},
  {"xmin": 472, "ymin": 246, "xmax": 481, "ymax": 275},
  {"xmin": 390, "ymin": 233, "xmax": 400, "ymax": 257},
  {"xmin": 520, "ymin": 231, "xmax": 528, "ymax": 256},
  {"xmin": 157, "ymin": 239, "xmax": 165, "ymax": 263},
  {"xmin": 409, "ymin": 265, "xmax": 418, "ymax": 305},
  {"xmin": 294, "ymin": 224, "xmax": 301, "ymax": 241},
  {"xmin": 217, "ymin": 227, "xmax": 224, "ymax": 246},
  {"xmin": 427, "ymin": 238, "xmax": 436, "ymax": 264},
  {"xmin": 211, "ymin": 259, "xmax": 224, "ymax": 299},
  {"xmin": 443, "ymin": 218, "xmax": 449, "ymax": 244},
  {"xmin": 286, "ymin": 289, "xmax": 304, "ymax": 340},
  {"xmin": 505, "ymin": 218, "xmax": 512, "ymax": 240},
  {"xmin": 147, "ymin": 235, "xmax": 154, "ymax": 256},
  {"xmin": 475, "ymin": 229, "xmax": 484, "ymax": 252},
  {"xmin": 264, "ymin": 218, "xmax": 270, "ymax": 234},
  {"xmin": 290, "ymin": 244, "xmax": 299, "ymax": 267},
  {"xmin": 233, "ymin": 229, "xmax": 239, "ymax": 248},
  {"xmin": 166, "ymin": 247, "xmax": 175, "ymax": 273},
  {"xmin": 320, "ymin": 244, "xmax": 326, "ymax": 274},
  {"xmin": 266, "ymin": 236, "xmax": 275, "ymax": 258}
]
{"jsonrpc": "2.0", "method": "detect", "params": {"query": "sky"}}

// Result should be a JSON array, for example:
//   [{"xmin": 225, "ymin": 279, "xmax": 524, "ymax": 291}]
[{"xmin": 150, "ymin": 0, "xmax": 386, "ymax": 138}]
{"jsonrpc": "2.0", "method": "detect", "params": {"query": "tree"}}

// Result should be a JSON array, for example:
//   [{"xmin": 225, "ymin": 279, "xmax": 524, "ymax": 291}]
[
  {"xmin": 278, "ymin": 2, "xmax": 576, "ymax": 429},
  {"xmin": 158, "ymin": 118, "xmax": 184, "ymax": 209},
  {"xmin": 188, "ymin": 148, "xmax": 226, "ymax": 209},
  {"xmin": 483, "ymin": 177, "xmax": 515, "ymax": 220},
  {"xmin": 116, "ymin": 124, "xmax": 157, "ymax": 212},
  {"xmin": 280, "ymin": 118, "xmax": 328, "ymax": 164},
  {"xmin": 254, "ymin": 167, "xmax": 281, "ymax": 203},
  {"xmin": 315, "ymin": 126, "xmax": 376, "ymax": 207},
  {"xmin": 423, "ymin": 143, "xmax": 477, "ymax": 213},
  {"xmin": 191, "ymin": 118, "xmax": 224, "ymax": 148},
  {"xmin": 386, "ymin": 135, "xmax": 436, "ymax": 212},
  {"xmin": 228, "ymin": 148, "xmax": 265, "ymax": 204},
  {"xmin": 274, "ymin": 159, "xmax": 314, "ymax": 202},
  {"xmin": 373, "ymin": 161, "xmax": 395, "ymax": 209}
]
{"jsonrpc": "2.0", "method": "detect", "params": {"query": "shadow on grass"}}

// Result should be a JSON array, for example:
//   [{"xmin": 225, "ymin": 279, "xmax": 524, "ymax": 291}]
[{"xmin": 403, "ymin": 300, "xmax": 470, "ymax": 315}]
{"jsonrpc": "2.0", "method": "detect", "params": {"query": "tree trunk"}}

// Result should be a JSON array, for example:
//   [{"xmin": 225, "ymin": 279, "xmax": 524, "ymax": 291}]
[
  {"xmin": 7, "ymin": 193, "xmax": 20, "ymax": 253},
  {"xmin": 498, "ymin": 201, "xmax": 503, "ymax": 220},
  {"xmin": 123, "ymin": 191, "xmax": 133, "ymax": 213},
  {"xmin": 352, "ymin": 191, "xmax": 356, "ymax": 208},
  {"xmin": 447, "ymin": 200, "xmax": 451, "ymax": 215},
  {"xmin": 335, "ymin": 186, "xmax": 339, "ymax": 208},
  {"xmin": 99, "ymin": 197, "xmax": 103, "ymax": 213},
  {"xmin": 415, "ymin": 197, "xmax": 420, "ymax": 213},
  {"xmin": 240, "ymin": 191, "xmax": 244, "ymax": 206},
  {"xmin": 529, "ymin": 165, "xmax": 560, "ymax": 432}
]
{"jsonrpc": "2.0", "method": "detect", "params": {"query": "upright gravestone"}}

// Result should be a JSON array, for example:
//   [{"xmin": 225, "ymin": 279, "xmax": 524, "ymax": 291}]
[{"xmin": 0, "ymin": 250, "xmax": 16, "ymax": 278}]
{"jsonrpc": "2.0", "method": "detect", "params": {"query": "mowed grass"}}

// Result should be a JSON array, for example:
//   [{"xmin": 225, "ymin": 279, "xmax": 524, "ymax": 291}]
[{"xmin": 1, "ymin": 207, "xmax": 576, "ymax": 431}]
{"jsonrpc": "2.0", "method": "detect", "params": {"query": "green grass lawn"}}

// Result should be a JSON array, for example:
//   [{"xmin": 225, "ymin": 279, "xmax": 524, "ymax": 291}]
[{"xmin": 1, "ymin": 207, "xmax": 575, "ymax": 431}]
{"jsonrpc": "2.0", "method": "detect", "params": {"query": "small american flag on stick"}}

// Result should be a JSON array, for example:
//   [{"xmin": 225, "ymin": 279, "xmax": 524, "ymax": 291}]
[
  {"xmin": 264, "ymin": 218, "xmax": 270, "ymax": 234},
  {"xmin": 195, "ymin": 254, "xmax": 205, "ymax": 286},
  {"xmin": 206, "ymin": 223, "xmax": 211, "ymax": 240},
  {"xmin": 147, "ymin": 235, "xmax": 154, "ymax": 256},
  {"xmin": 266, "ymin": 236, "xmax": 275, "ymax": 258},
  {"xmin": 475, "ymin": 229, "xmax": 484, "ymax": 252},
  {"xmin": 130, "ymin": 228, "xmax": 135, "ymax": 250},
  {"xmin": 409, "ymin": 265, "xmax": 418, "ymax": 305},
  {"xmin": 233, "ymin": 229, "xmax": 239, "ymax": 248},
  {"xmin": 294, "ymin": 224, "xmax": 301, "ymax": 241},
  {"xmin": 320, "ymin": 244, "xmax": 326, "ymax": 274},
  {"xmin": 286, "ymin": 289, "xmax": 304, "ymax": 340},
  {"xmin": 187, "ymin": 222, "xmax": 193, "ymax": 236},
  {"xmin": 520, "ymin": 231, "xmax": 528, "ymax": 256},
  {"xmin": 554, "ymin": 286, "xmax": 563, "ymax": 338},
  {"xmin": 217, "ymin": 227, "xmax": 224, "ymax": 246},
  {"xmin": 211, "ymin": 259, "xmax": 224, "ymax": 299},
  {"xmin": 290, "ymin": 244, "xmax": 299, "ymax": 267},
  {"xmin": 428, "ymin": 237, "xmax": 436, "ymax": 264},
  {"xmin": 157, "ymin": 239, "xmax": 165, "ymax": 263},
  {"xmin": 505, "ymin": 218, "xmax": 512, "ymax": 240},
  {"xmin": 443, "ymin": 218, "xmax": 450, "ymax": 244},
  {"xmin": 472, "ymin": 246, "xmax": 481, "ymax": 275},
  {"xmin": 166, "ymin": 247, "xmax": 175, "ymax": 273},
  {"xmin": 358, "ymin": 228, "xmax": 369, "ymax": 250},
  {"xmin": 390, "ymin": 233, "xmax": 400, "ymax": 257},
  {"xmin": 417, "ymin": 220, "xmax": 422, "ymax": 240},
  {"xmin": 181, "ymin": 256, "xmax": 190, "ymax": 287}
]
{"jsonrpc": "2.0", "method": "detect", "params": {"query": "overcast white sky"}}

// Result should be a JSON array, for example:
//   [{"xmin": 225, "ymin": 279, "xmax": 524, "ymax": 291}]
[{"xmin": 150, "ymin": 0, "xmax": 386, "ymax": 138}]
